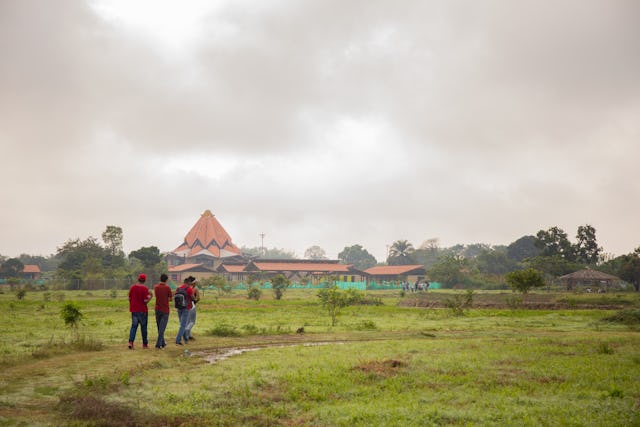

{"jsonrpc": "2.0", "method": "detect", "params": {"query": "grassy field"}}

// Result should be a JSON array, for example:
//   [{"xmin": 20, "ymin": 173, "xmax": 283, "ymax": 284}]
[{"xmin": 0, "ymin": 288, "xmax": 639, "ymax": 426}]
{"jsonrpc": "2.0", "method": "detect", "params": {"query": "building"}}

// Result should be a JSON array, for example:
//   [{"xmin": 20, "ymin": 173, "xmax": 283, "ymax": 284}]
[
  {"xmin": 167, "ymin": 263, "xmax": 216, "ymax": 284},
  {"xmin": 166, "ymin": 209, "xmax": 242, "ymax": 271},
  {"xmin": 363, "ymin": 264, "xmax": 426, "ymax": 285},
  {"xmin": 22, "ymin": 265, "xmax": 41, "ymax": 280},
  {"xmin": 557, "ymin": 269, "xmax": 621, "ymax": 291},
  {"xmin": 235, "ymin": 259, "xmax": 363, "ymax": 283}
]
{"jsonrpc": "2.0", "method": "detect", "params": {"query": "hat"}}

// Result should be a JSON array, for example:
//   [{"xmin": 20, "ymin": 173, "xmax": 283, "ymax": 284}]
[{"xmin": 138, "ymin": 274, "xmax": 147, "ymax": 282}]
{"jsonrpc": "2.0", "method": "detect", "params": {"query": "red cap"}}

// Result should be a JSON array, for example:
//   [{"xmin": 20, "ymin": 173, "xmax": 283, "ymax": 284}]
[{"xmin": 138, "ymin": 274, "xmax": 147, "ymax": 282}]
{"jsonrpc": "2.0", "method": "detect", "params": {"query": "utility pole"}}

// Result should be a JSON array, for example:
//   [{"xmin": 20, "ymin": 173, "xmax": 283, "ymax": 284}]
[{"xmin": 259, "ymin": 233, "xmax": 266, "ymax": 257}]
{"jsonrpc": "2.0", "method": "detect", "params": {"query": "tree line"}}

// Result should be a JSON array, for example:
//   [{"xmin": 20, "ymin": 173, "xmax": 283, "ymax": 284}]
[{"xmin": 1, "ymin": 223, "xmax": 639, "ymax": 291}]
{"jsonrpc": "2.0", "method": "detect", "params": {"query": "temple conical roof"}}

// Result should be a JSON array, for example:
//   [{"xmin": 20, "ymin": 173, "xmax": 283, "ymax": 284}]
[{"xmin": 172, "ymin": 210, "xmax": 241, "ymax": 258}]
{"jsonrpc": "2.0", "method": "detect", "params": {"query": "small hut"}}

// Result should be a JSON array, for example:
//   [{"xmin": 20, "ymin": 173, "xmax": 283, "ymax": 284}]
[{"xmin": 557, "ymin": 269, "xmax": 620, "ymax": 292}]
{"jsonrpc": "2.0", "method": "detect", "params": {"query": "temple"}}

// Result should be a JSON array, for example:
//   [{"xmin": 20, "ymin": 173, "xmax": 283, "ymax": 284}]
[{"xmin": 166, "ymin": 210, "xmax": 242, "ymax": 271}]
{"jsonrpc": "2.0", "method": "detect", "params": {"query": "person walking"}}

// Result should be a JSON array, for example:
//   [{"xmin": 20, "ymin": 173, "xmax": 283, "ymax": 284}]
[
  {"xmin": 175, "ymin": 277, "xmax": 194, "ymax": 345},
  {"xmin": 153, "ymin": 273, "xmax": 172, "ymax": 349},
  {"xmin": 184, "ymin": 276, "xmax": 201, "ymax": 341},
  {"xmin": 128, "ymin": 273, "xmax": 152, "ymax": 350}
]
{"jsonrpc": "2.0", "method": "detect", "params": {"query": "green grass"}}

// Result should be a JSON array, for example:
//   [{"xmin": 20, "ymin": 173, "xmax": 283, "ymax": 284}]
[{"xmin": 0, "ymin": 289, "xmax": 639, "ymax": 426}]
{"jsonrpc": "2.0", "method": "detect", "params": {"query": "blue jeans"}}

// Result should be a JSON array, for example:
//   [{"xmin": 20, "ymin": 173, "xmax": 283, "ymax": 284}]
[
  {"xmin": 185, "ymin": 305, "xmax": 196, "ymax": 338},
  {"xmin": 155, "ymin": 310, "xmax": 169, "ymax": 348},
  {"xmin": 129, "ymin": 312, "xmax": 148, "ymax": 345},
  {"xmin": 176, "ymin": 308, "xmax": 189, "ymax": 344}
]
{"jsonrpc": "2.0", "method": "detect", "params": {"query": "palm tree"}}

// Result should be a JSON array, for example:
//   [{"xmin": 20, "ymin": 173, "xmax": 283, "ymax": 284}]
[{"xmin": 387, "ymin": 240, "xmax": 416, "ymax": 265}]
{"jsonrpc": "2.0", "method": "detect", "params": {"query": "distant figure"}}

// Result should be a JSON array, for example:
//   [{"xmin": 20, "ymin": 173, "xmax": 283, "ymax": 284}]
[
  {"xmin": 128, "ymin": 274, "xmax": 152, "ymax": 350},
  {"xmin": 153, "ymin": 273, "xmax": 172, "ymax": 349},
  {"xmin": 184, "ymin": 276, "xmax": 200, "ymax": 341},
  {"xmin": 175, "ymin": 277, "xmax": 194, "ymax": 345}
]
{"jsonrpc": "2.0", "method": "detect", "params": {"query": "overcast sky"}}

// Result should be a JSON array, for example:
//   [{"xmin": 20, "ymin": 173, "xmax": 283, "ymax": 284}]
[{"xmin": 1, "ymin": 0, "xmax": 639, "ymax": 262}]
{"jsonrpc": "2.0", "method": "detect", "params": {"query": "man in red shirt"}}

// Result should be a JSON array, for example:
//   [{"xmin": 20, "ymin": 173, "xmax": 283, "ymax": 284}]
[
  {"xmin": 153, "ymin": 273, "xmax": 172, "ymax": 349},
  {"xmin": 175, "ymin": 277, "xmax": 194, "ymax": 345},
  {"xmin": 128, "ymin": 274, "xmax": 152, "ymax": 349}
]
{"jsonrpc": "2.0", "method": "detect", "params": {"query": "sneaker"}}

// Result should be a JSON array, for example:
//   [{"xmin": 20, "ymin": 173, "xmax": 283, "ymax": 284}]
[
  {"xmin": 188, "ymin": 336, "xmax": 195, "ymax": 341},
  {"xmin": 143, "ymin": 344, "xmax": 149, "ymax": 349},
  {"xmin": 176, "ymin": 342, "xmax": 183, "ymax": 345},
  {"xmin": 128, "ymin": 342, "xmax": 133, "ymax": 350}
]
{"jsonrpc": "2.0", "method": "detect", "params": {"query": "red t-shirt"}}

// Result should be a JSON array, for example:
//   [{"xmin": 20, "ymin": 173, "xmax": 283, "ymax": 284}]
[
  {"xmin": 129, "ymin": 283, "xmax": 151, "ymax": 313},
  {"xmin": 177, "ymin": 284, "xmax": 195, "ymax": 310},
  {"xmin": 154, "ymin": 283, "xmax": 172, "ymax": 314}
]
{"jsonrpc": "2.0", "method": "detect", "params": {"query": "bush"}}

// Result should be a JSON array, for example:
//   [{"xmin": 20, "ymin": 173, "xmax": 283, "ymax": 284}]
[
  {"xmin": 505, "ymin": 269, "xmax": 546, "ymax": 294},
  {"xmin": 207, "ymin": 323, "xmax": 241, "ymax": 337},
  {"xmin": 602, "ymin": 309, "xmax": 640, "ymax": 326},
  {"xmin": 271, "ymin": 274, "xmax": 290, "ymax": 300},
  {"xmin": 444, "ymin": 290, "xmax": 474, "ymax": 316},
  {"xmin": 61, "ymin": 302, "xmax": 83, "ymax": 329},
  {"xmin": 247, "ymin": 286, "xmax": 262, "ymax": 301}
]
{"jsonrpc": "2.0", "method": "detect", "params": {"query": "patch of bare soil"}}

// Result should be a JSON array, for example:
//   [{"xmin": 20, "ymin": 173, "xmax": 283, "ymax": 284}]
[{"xmin": 352, "ymin": 359, "xmax": 407, "ymax": 377}]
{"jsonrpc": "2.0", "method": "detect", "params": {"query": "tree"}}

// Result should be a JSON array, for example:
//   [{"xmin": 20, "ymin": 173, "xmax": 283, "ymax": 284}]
[
  {"xmin": 57, "ymin": 237, "xmax": 106, "ymax": 271},
  {"xmin": 129, "ymin": 246, "xmax": 162, "ymax": 268},
  {"xmin": 475, "ymin": 248, "xmax": 517, "ymax": 275},
  {"xmin": 317, "ymin": 284, "xmax": 360, "ymax": 326},
  {"xmin": 574, "ymin": 224, "xmax": 602, "ymax": 265},
  {"xmin": 102, "ymin": 226, "xmax": 123, "ymax": 257},
  {"xmin": 524, "ymin": 255, "xmax": 579, "ymax": 278},
  {"xmin": 602, "ymin": 253, "xmax": 640, "ymax": 291},
  {"xmin": 413, "ymin": 238, "xmax": 442, "ymax": 269},
  {"xmin": 0, "ymin": 258, "xmax": 24, "ymax": 278},
  {"xmin": 460, "ymin": 243, "xmax": 492, "ymax": 259},
  {"xmin": 429, "ymin": 254, "xmax": 470, "ymax": 287},
  {"xmin": 505, "ymin": 268, "xmax": 546, "ymax": 294},
  {"xmin": 241, "ymin": 246, "xmax": 297, "ymax": 259},
  {"xmin": 304, "ymin": 245, "xmax": 327, "ymax": 260},
  {"xmin": 535, "ymin": 227, "xmax": 575, "ymax": 261},
  {"xmin": 387, "ymin": 240, "xmax": 416, "ymax": 265},
  {"xmin": 506, "ymin": 235, "xmax": 541, "ymax": 262},
  {"xmin": 271, "ymin": 274, "xmax": 290, "ymax": 300},
  {"xmin": 101, "ymin": 226, "xmax": 125, "ymax": 269},
  {"xmin": 337, "ymin": 244, "xmax": 377, "ymax": 270}
]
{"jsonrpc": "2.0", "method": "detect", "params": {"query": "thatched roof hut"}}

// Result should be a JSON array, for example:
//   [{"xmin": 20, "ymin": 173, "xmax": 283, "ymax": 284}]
[{"xmin": 557, "ymin": 269, "xmax": 620, "ymax": 291}]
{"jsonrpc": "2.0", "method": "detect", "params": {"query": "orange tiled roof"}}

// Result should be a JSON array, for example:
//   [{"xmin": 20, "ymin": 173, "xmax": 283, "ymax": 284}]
[
  {"xmin": 364, "ymin": 265, "xmax": 425, "ymax": 276},
  {"xmin": 250, "ymin": 261, "xmax": 353, "ymax": 273},
  {"xmin": 218, "ymin": 264, "xmax": 247, "ymax": 273},
  {"xmin": 168, "ymin": 263, "xmax": 206, "ymax": 272},
  {"xmin": 23, "ymin": 265, "xmax": 41, "ymax": 273},
  {"xmin": 172, "ymin": 210, "xmax": 241, "ymax": 258}
]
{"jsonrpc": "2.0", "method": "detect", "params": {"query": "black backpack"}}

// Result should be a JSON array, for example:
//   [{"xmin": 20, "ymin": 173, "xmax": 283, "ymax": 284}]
[{"xmin": 174, "ymin": 287, "xmax": 189, "ymax": 309}]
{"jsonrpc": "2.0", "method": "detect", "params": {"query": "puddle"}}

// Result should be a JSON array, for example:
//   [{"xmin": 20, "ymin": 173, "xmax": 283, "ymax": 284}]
[{"xmin": 195, "ymin": 341, "xmax": 344, "ymax": 364}]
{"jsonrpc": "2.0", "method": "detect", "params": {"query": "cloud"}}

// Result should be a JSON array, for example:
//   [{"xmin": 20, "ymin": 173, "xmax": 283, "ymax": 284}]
[{"xmin": 1, "ymin": 0, "xmax": 639, "ymax": 260}]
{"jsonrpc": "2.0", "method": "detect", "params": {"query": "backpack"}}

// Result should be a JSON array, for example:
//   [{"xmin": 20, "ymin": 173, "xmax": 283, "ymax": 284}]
[{"xmin": 174, "ymin": 286, "xmax": 189, "ymax": 309}]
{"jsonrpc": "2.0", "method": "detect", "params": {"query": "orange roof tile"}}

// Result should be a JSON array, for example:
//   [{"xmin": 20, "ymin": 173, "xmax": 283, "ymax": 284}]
[
  {"xmin": 250, "ymin": 261, "xmax": 353, "ymax": 273},
  {"xmin": 173, "ymin": 210, "xmax": 241, "ymax": 258},
  {"xmin": 218, "ymin": 264, "xmax": 247, "ymax": 273},
  {"xmin": 168, "ymin": 263, "xmax": 206, "ymax": 272},
  {"xmin": 23, "ymin": 264, "xmax": 41, "ymax": 273},
  {"xmin": 364, "ymin": 265, "xmax": 425, "ymax": 276}
]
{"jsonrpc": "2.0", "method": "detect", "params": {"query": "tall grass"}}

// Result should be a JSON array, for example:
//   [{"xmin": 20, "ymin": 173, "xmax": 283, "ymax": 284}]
[{"xmin": 0, "ymin": 289, "xmax": 639, "ymax": 426}]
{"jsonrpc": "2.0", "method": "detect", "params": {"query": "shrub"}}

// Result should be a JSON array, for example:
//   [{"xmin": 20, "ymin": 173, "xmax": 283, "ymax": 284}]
[
  {"xmin": 505, "ymin": 268, "xmax": 546, "ymax": 294},
  {"xmin": 15, "ymin": 289, "xmax": 26, "ymax": 300},
  {"xmin": 317, "ymin": 285, "xmax": 363, "ymax": 326},
  {"xmin": 602, "ymin": 309, "xmax": 640, "ymax": 326},
  {"xmin": 444, "ymin": 290, "xmax": 474, "ymax": 316},
  {"xmin": 271, "ymin": 274, "xmax": 290, "ymax": 300},
  {"xmin": 247, "ymin": 286, "xmax": 262, "ymax": 301},
  {"xmin": 61, "ymin": 302, "xmax": 83, "ymax": 329},
  {"xmin": 207, "ymin": 323, "xmax": 241, "ymax": 337}
]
